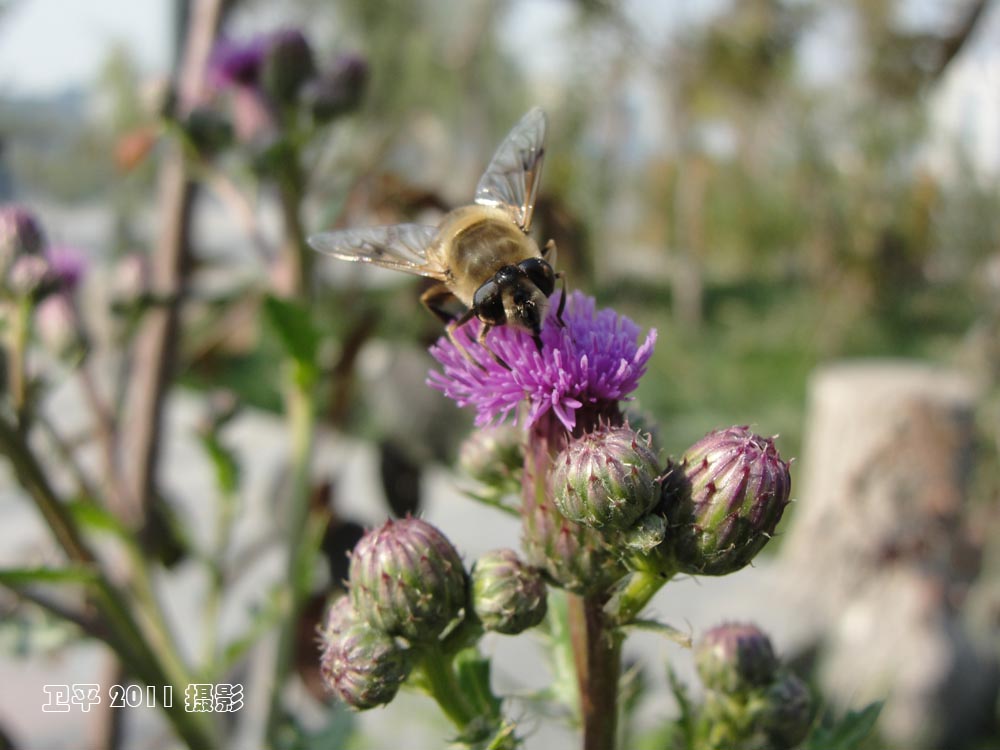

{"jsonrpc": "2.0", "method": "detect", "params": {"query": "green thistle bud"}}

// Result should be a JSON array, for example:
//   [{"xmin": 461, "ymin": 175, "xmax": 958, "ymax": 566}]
[
  {"xmin": 470, "ymin": 549, "xmax": 547, "ymax": 635},
  {"xmin": 6, "ymin": 254, "xmax": 50, "ymax": 297},
  {"xmin": 552, "ymin": 425, "xmax": 660, "ymax": 530},
  {"xmin": 522, "ymin": 493, "xmax": 628, "ymax": 596},
  {"xmin": 321, "ymin": 593, "xmax": 357, "ymax": 639},
  {"xmin": 182, "ymin": 107, "xmax": 233, "ymax": 157},
  {"xmin": 459, "ymin": 424, "xmax": 524, "ymax": 495},
  {"xmin": 669, "ymin": 426, "xmax": 791, "ymax": 576},
  {"xmin": 349, "ymin": 517, "xmax": 467, "ymax": 642},
  {"xmin": 260, "ymin": 30, "xmax": 316, "ymax": 107},
  {"xmin": 695, "ymin": 622, "xmax": 778, "ymax": 695},
  {"xmin": 320, "ymin": 622, "xmax": 411, "ymax": 710},
  {"xmin": 758, "ymin": 672, "xmax": 812, "ymax": 747}
]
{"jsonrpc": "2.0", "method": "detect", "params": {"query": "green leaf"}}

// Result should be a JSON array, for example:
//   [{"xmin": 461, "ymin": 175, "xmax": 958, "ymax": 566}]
[
  {"xmin": 625, "ymin": 618, "xmax": 693, "ymax": 648},
  {"xmin": 263, "ymin": 294, "xmax": 321, "ymax": 369},
  {"xmin": 454, "ymin": 648, "xmax": 502, "ymax": 719},
  {"xmin": 197, "ymin": 432, "xmax": 240, "ymax": 496},
  {"xmin": 0, "ymin": 566, "xmax": 99, "ymax": 587},
  {"xmin": 67, "ymin": 501, "xmax": 132, "ymax": 541},
  {"xmin": 803, "ymin": 703, "xmax": 883, "ymax": 750}
]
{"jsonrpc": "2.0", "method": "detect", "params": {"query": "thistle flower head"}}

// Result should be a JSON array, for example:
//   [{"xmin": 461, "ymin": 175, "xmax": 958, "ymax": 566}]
[
  {"xmin": 44, "ymin": 245, "xmax": 87, "ymax": 293},
  {"xmin": 348, "ymin": 517, "xmax": 467, "ymax": 642},
  {"xmin": 303, "ymin": 54, "xmax": 369, "ymax": 123},
  {"xmin": 208, "ymin": 35, "xmax": 270, "ymax": 90},
  {"xmin": 428, "ymin": 291, "xmax": 656, "ymax": 432},
  {"xmin": 470, "ymin": 548, "xmax": 548, "ymax": 635},
  {"xmin": 552, "ymin": 423, "xmax": 660, "ymax": 530},
  {"xmin": 758, "ymin": 672, "xmax": 812, "ymax": 747},
  {"xmin": 320, "ymin": 623, "xmax": 411, "ymax": 710},
  {"xmin": 1, "ymin": 204, "xmax": 45, "ymax": 277},
  {"xmin": 696, "ymin": 621, "xmax": 778, "ymax": 695},
  {"xmin": 668, "ymin": 426, "xmax": 791, "ymax": 576}
]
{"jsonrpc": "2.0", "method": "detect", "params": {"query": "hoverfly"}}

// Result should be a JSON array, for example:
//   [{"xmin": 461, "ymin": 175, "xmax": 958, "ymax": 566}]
[{"xmin": 308, "ymin": 107, "xmax": 561, "ymax": 360}]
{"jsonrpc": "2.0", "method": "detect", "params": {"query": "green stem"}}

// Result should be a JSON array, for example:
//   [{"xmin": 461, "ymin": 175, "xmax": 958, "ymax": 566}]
[
  {"xmin": 265, "ymin": 365, "xmax": 318, "ymax": 743},
  {"xmin": 0, "ymin": 415, "xmax": 216, "ymax": 749},
  {"xmin": 10, "ymin": 295, "xmax": 33, "ymax": 427},
  {"xmin": 417, "ymin": 646, "xmax": 480, "ymax": 729},
  {"xmin": 605, "ymin": 570, "xmax": 670, "ymax": 626}
]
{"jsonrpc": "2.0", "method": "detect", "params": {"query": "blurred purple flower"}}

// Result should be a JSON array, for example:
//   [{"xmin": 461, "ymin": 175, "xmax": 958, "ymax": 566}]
[
  {"xmin": 207, "ymin": 35, "xmax": 269, "ymax": 90},
  {"xmin": 45, "ymin": 245, "xmax": 87, "ymax": 292},
  {"xmin": 428, "ymin": 291, "xmax": 657, "ymax": 431}
]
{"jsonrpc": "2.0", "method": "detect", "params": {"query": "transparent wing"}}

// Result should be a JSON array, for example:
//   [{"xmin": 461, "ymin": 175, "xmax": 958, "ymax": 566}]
[
  {"xmin": 474, "ymin": 107, "xmax": 547, "ymax": 231},
  {"xmin": 308, "ymin": 224, "xmax": 446, "ymax": 280}
]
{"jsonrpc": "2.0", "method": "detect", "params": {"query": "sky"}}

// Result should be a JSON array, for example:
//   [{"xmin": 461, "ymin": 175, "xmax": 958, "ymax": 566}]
[
  {"xmin": 1, "ymin": 0, "xmax": 998, "ymax": 175},
  {"xmin": 0, "ymin": 0, "xmax": 171, "ymax": 96}
]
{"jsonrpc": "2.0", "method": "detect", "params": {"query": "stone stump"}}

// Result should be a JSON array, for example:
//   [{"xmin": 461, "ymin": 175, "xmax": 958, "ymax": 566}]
[{"xmin": 780, "ymin": 359, "xmax": 998, "ymax": 749}]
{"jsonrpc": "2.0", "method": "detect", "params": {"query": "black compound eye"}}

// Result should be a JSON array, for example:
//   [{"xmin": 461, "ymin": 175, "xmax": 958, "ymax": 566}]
[
  {"xmin": 518, "ymin": 258, "xmax": 555, "ymax": 296},
  {"xmin": 473, "ymin": 281, "xmax": 505, "ymax": 325}
]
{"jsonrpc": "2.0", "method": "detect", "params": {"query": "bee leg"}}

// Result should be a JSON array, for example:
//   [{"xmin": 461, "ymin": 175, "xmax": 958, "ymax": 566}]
[
  {"xmin": 543, "ymin": 238, "xmax": 558, "ymax": 266},
  {"xmin": 555, "ymin": 273, "xmax": 567, "ymax": 327},
  {"xmin": 420, "ymin": 283, "xmax": 461, "ymax": 326},
  {"xmin": 444, "ymin": 308, "xmax": 484, "ymax": 368},
  {"xmin": 476, "ymin": 322, "xmax": 512, "ymax": 371}
]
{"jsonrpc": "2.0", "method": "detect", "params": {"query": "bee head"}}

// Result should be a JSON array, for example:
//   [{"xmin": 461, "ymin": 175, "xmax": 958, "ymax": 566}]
[{"xmin": 473, "ymin": 260, "xmax": 555, "ymax": 337}]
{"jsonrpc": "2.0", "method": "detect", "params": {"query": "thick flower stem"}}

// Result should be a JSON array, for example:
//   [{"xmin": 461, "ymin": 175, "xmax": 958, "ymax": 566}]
[
  {"xmin": 418, "ymin": 646, "xmax": 480, "ymax": 729},
  {"xmin": 567, "ymin": 593, "xmax": 622, "ymax": 750},
  {"xmin": 606, "ymin": 570, "xmax": 669, "ymax": 626}
]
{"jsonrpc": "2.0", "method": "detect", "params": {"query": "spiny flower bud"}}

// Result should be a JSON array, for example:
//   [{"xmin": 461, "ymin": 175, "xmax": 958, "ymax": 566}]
[
  {"xmin": 759, "ymin": 672, "xmax": 812, "ymax": 747},
  {"xmin": 459, "ymin": 424, "xmax": 524, "ymax": 495},
  {"xmin": 6, "ymin": 254, "xmax": 50, "ymax": 297},
  {"xmin": 0, "ymin": 204, "xmax": 45, "ymax": 275},
  {"xmin": 470, "ymin": 549, "xmax": 547, "ymax": 635},
  {"xmin": 260, "ymin": 29, "xmax": 316, "ymax": 107},
  {"xmin": 320, "ymin": 623, "xmax": 411, "ymax": 710},
  {"xmin": 669, "ymin": 426, "xmax": 791, "ymax": 576},
  {"xmin": 552, "ymin": 425, "xmax": 660, "ymax": 531},
  {"xmin": 303, "ymin": 54, "xmax": 368, "ymax": 123},
  {"xmin": 695, "ymin": 622, "xmax": 778, "ymax": 695},
  {"xmin": 349, "ymin": 517, "xmax": 467, "ymax": 642},
  {"xmin": 522, "ymin": 494, "xmax": 628, "ymax": 596},
  {"xmin": 321, "ymin": 594, "xmax": 358, "ymax": 639}
]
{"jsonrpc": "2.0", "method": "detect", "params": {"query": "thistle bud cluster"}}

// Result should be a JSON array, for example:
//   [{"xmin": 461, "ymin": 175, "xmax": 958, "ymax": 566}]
[
  {"xmin": 542, "ymin": 423, "xmax": 791, "ymax": 590},
  {"xmin": 198, "ymin": 31, "xmax": 368, "ymax": 159},
  {"xmin": 695, "ymin": 622, "xmax": 813, "ymax": 749},
  {"xmin": 318, "ymin": 517, "xmax": 548, "ymax": 710}
]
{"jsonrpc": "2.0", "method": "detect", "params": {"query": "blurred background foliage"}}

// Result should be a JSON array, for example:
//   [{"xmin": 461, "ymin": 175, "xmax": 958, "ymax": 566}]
[{"xmin": 3, "ymin": 0, "xmax": 999, "ymax": 494}]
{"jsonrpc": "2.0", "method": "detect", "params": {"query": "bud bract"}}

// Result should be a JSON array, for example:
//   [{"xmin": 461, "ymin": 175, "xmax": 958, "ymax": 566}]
[
  {"xmin": 349, "ymin": 517, "xmax": 467, "ymax": 642},
  {"xmin": 759, "ymin": 672, "xmax": 812, "ymax": 747},
  {"xmin": 669, "ymin": 426, "xmax": 791, "ymax": 575},
  {"xmin": 320, "ymin": 622, "xmax": 410, "ymax": 710},
  {"xmin": 696, "ymin": 622, "xmax": 778, "ymax": 695},
  {"xmin": 552, "ymin": 425, "xmax": 659, "ymax": 531},
  {"xmin": 470, "ymin": 549, "xmax": 547, "ymax": 635}
]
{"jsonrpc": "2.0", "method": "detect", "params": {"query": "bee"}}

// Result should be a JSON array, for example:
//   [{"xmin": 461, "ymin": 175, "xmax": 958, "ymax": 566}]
[{"xmin": 308, "ymin": 107, "xmax": 561, "ymax": 360}]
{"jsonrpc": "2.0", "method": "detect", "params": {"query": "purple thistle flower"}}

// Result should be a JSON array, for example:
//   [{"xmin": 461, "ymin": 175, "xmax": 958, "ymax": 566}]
[
  {"xmin": 44, "ymin": 245, "xmax": 87, "ymax": 292},
  {"xmin": 428, "ymin": 291, "xmax": 657, "ymax": 432},
  {"xmin": 207, "ymin": 35, "xmax": 270, "ymax": 90}
]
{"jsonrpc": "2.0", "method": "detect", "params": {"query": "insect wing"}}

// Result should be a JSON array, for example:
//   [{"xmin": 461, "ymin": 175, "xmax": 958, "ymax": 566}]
[
  {"xmin": 474, "ymin": 107, "xmax": 547, "ymax": 231},
  {"xmin": 308, "ymin": 224, "xmax": 446, "ymax": 280}
]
